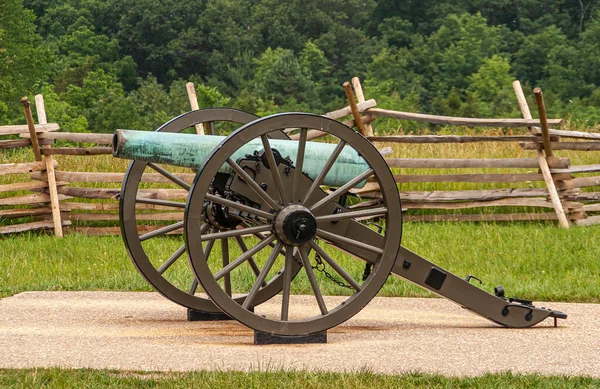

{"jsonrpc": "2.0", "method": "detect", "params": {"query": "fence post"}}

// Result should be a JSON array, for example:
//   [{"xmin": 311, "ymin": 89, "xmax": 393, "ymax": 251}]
[
  {"xmin": 34, "ymin": 94, "xmax": 64, "ymax": 237},
  {"xmin": 343, "ymin": 81, "xmax": 367, "ymax": 136},
  {"xmin": 185, "ymin": 82, "xmax": 205, "ymax": 135},
  {"xmin": 351, "ymin": 77, "xmax": 374, "ymax": 136},
  {"xmin": 21, "ymin": 97, "xmax": 42, "ymax": 161},
  {"xmin": 533, "ymin": 88, "xmax": 555, "ymax": 158},
  {"xmin": 512, "ymin": 81, "xmax": 570, "ymax": 228}
]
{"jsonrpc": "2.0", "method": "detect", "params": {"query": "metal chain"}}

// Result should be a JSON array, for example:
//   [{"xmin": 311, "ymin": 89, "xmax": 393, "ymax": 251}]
[
  {"xmin": 313, "ymin": 250, "xmax": 353, "ymax": 289},
  {"xmin": 291, "ymin": 239, "xmax": 353, "ymax": 289}
]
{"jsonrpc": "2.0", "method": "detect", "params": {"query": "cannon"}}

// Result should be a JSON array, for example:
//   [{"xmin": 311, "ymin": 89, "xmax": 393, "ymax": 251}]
[{"xmin": 115, "ymin": 108, "xmax": 566, "ymax": 343}]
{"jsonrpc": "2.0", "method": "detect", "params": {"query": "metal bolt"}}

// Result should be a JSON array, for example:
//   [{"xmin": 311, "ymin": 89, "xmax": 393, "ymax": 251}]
[{"xmin": 296, "ymin": 224, "xmax": 307, "ymax": 239}]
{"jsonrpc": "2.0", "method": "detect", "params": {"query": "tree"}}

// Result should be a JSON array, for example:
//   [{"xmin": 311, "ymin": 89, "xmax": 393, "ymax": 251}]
[
  {"xmin": 423, "ymin": 13, "xmax": 511, "ymax": 93},
  {"xmin": 0, "ymin": 0, "xmax": 51, "ymax": 123},
  {"xmin": 5, "ymin": 0, "xmax": 600, "ymax": 130},
  {"xmin": 513, "ymin": 25, "xmax": 571, "ymax": 86},
  {"xmin": 63, "ymin": 69, "xmax": 135, "ymax": 132},
  {"xmin": 116, "ymin": 0, "xmax": 206, "ymax": 83},
  {"xmin": 576, "ymin": 14, "xmax": 600, "ymax": 86},
  {"xmin": 36, "ymin": 3, "xmax": 92, "ymax": 37},
  {"xmin": 378, "ymin": 17, "xmax": 415, "ymax": 48},
  {"xmin": 37, "ymin": 85, "xmax": 88, "ymax": 132},
  {"xmin": 249, "ymin": 47, "xmax": 317, "ymax": 109},
  {"xmin": 467, "ymin": 55, "xmax": 518, "ymax": 117}
]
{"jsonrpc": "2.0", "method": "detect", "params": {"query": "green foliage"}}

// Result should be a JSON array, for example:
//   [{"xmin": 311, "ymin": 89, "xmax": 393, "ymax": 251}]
[
  {"xmin": 37, "ymin": 85, "xmax": 88, "ymax": 132},
  {"xmin": 3, "ymin": 1, "xmax": 600, "ymax": 129},
  {"xmin": 193, "ymin": 83, "xmax": 231, "ymax": 109},
  {"xmin": 420, "ymin": 13, "xmax": 512, "ymax": 95},
  {"xmin": 250, "ymin": 47, "xmax": 316, "ymax": 108},
  {"xmin": 513, "ymin": 25, "xmax": 570, "ymax": 87},
  {"xmin": 378, "ymin": 17, "xmax": 414, "ymax": 47},
  {"xmin": 125, "ymin": 76, "xmax": 174, "ymax": 130},
  {"xmin": 0, "ymin": 0, "xmax": 51, "ymax": 123},
  {"xmin": 562, "ymin": 89, "xmax": 600, "ymax": 125},
  {"xmin": 62, "ymin": 69, "xmax": 134, "ymax": 132},
  {"xmin": 576, "ymin": 13, "xmax": 600, "ymax": 86},
  {"xmin": 467, "ymin": 55, "xmax": 518, "ymax": 118}
]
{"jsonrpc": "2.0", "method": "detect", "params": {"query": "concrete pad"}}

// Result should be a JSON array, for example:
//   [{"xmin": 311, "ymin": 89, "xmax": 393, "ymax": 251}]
[{"xmin": 0, "ymin": 291, "xmax": 598, "ymax": 377}]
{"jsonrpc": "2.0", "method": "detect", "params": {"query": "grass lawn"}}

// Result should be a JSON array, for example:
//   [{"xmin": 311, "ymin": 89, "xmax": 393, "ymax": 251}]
[
  {"xmin": 1, "ymin": 221, "xmax": 598, "ymax": 302},
  {"xmin": 1, "ymin": 369, "xmax": 599, "ymax": 389}
]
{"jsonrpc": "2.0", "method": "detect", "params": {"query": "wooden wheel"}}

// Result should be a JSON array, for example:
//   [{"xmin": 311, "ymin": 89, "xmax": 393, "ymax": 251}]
[
  {"xmin": 185, "ymin": 113, "xmax": 402, "ymax": 335},
  {"xmin": 120, "ymin": 108, "xmax": 295, "ymax": 312}
]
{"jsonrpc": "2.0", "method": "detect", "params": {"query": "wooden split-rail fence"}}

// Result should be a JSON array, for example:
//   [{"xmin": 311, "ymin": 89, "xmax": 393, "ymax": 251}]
[{"xmin": 1, "ymin": 79, "xmax": 600, "ymax": 236}]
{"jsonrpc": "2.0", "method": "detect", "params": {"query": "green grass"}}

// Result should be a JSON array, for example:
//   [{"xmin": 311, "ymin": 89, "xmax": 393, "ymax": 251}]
[
  {"xmin": 1, "ymin": 221, "xmax": 598, "ymax": 302},
  {"xmin": 0, "ymin": 369, "xmax": 599, "ymax": 388}
]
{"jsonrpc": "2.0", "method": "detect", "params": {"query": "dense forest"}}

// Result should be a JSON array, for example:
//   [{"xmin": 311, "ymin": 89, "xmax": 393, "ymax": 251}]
[{"xmin": 3, "ymin": 0, "xmax": 600, "ymax": 133}]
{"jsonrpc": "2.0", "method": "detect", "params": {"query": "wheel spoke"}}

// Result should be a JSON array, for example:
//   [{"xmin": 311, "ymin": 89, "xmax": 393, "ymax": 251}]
[
  {"xmin": 348, "ymin": 199, "xmax": 384, "ymax": 209},
  {"xmin": 307, "ymin": 240, "xmax": 362, "ymax": 291},
  {"xmin": 205, "ymin": 121, "xmax": 215, "ymax": 135},
  {"xmin": 310, "ymin": 169, "xmax": 374, "ymax": 212},
  {"xmin": 189, "ymin": 277, "xmax": 199, "ymax": 295},
  {"xmin": 280, "ymin": 245, "xmax": 294, "ymax": 321},
  {"xmin": 242, "ymin": 241, "xmax": 282, "ymax": 310},
  {"xmin": 215, "ymin": 234, "xmax": 276, "ymax": 281},
  {"xmin": 157, "ymin": 244, "xmax": 186, "ymax": 274},
  {"xmin": 194, "ymin": 231, "xmax": 217, "ymax": 294},
  {"xmin": 298, "ymin": 246, "xmax": 328, "ymax": 315},
  {"xmin": 302, "ymin": 140, "xmax": 347, "ymax": 205},
  {"xmin": 139, "ymin": 221, "xmax": 184, "ymax": 241},
  {"xmin": 148, "ymin": 162, "xmax": 191, "ymax": 190},
  {"xmin": 233, "ymin": 236, "xmax": 268, "ymax": 286},
  {"xmin": 136, "ymin": 197, "xmax": 186, "ymax": 209},
  {"xmin": 200, "ymin": 224, "xmax": 272, "ymax": 242},
  {"xmin": 221, "ymin": 239, "xmax": 232, "ymax": 296},
  {"xmin": 292, "ymin": 128, "xmax": 307, "ymax": 203},
  {"xmin": 203, "ymin": 231, "xmax": 217, "ymax": 257},
  {"xmin": 227, "ymin": 158, "xmax": 280, "ymax": 210},
  {"xmin": 316, "ymin": 228, "xmax": 384, "ymax": 255},
  {"xmin": 261, "ymin": 134, "xmax": 287, "ymax": 203},
  {"xmin": 206, "ymin": 193, "xmax": 274, "ymax": 220},
  {"xmin": 315, "ymin": 207, "xmax": 388, "ymax": 223}
]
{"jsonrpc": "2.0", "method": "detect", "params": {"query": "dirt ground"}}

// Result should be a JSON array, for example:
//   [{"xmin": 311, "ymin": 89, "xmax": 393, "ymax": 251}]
[{"xmin": 0, "ymin": 291, "xmax": 598, "ymax": 377}]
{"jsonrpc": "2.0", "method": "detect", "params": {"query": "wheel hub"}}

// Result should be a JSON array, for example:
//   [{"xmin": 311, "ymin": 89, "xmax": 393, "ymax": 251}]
[{"xmin": 274, "ymin": 204, "xmax": 317, "ymax": 246}]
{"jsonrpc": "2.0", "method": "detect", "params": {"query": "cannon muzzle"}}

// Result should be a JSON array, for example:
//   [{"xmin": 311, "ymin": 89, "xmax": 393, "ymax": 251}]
[{"xmin": 113, "ymin": 129, "xmax": 370, "ymax": 187}]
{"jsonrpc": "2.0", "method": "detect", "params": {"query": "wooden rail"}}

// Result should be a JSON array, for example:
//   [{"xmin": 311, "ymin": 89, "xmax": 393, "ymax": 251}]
[
  {"xmin": 20, "ymin": 131, "xmax": 113, "ymax": 144},
  {"xmin": 393, "ymin": 173, "xmax": 544, "ymax": 183},
  {"xmin": 368, "ymin": 135, "xmax": 555, "ymax": 143},
  {"xmin": 2, "ymin": 82, "xmax": 600, "ymax": 235},
  {"xmin": 0, "ymin": 160, "xmax": 56, "ymax": 175},
  {"xmin": 365, "ymin": 108, "xmax": 563, "ymax": 127},
  {"xmin": 0, "ymin": 123, "xmax": 60, "ymax": 135},
  {"xmin": 40, "ymin": 147, "xmax": 112, "ymax": 156},
  {"xmin": 31, "ymin": 171, "xmax": 196, "ymax": 184},
  {"xmin": 385, "ymin": 158, "xmax": 569, "ymax": 169},
  {"xmin": 520, "ymin": 142, "xmax": 600, "ymax": 151}
]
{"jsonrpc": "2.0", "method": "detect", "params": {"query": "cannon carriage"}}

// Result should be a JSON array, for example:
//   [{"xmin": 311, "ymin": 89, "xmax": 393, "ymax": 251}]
[{"xmin": 114, "ymin": 108, "xmax": 566, "ymax": 344}]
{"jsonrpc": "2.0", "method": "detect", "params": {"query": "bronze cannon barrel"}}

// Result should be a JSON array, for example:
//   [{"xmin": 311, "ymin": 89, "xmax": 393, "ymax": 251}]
[{"xmin": 113, "ymin": 129, "xmax": 371, "ymax": 188}]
